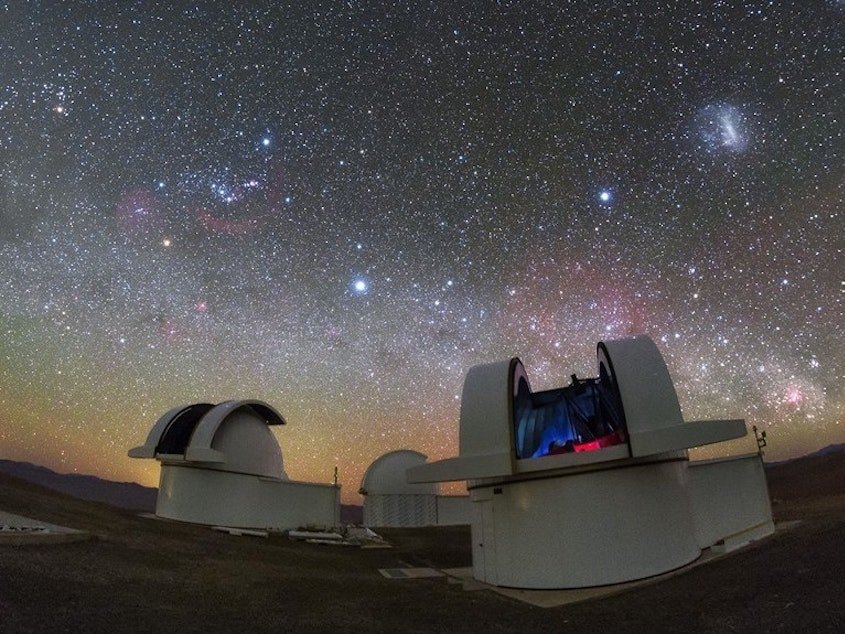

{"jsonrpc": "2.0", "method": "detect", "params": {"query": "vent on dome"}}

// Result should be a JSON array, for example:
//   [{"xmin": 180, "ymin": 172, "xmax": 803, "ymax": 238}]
[{"xmin": 156, "ymin": 403, "xmax": 214, "ymax": 455}]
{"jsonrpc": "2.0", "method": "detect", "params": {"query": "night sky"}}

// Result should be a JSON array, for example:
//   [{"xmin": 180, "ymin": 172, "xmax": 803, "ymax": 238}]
[{"xmin": 0, "ymin": 1, "xmax": 841, "ymax": 503}]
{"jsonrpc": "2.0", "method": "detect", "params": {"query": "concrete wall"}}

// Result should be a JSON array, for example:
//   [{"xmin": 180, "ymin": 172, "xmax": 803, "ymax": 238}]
[
  {"xmin": 156, "ymin": 464, "xmax": 340, "ymax": 530},
  {"xmin": 363, "ymin": 493, "xmax": 437, "ymax": 527},
  {"xmin": 688, "ymin": 453, "xmax": 774, "ymax": 550},
  {"xmin": 468, "ymin": 458, "xmax": 701, "ymax": 589},
  {"xmin": 435, "ymin": 495, "xmax": 472, "ymax": 526}
]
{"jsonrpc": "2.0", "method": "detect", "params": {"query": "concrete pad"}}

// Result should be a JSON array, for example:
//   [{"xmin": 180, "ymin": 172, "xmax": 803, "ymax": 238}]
[{"xmin": 379, "ymin": 567, "xmax": 445, "ymax": 579}]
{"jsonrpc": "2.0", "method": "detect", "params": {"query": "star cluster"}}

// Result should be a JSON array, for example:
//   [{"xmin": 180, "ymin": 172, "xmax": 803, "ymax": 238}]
[{"xmin": 0, "ymin": 2, "xmax": 842, "ymax": 501}]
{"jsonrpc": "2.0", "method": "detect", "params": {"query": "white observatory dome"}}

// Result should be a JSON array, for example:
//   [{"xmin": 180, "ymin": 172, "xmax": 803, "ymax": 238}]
[
  {"xmin": 129, "ymin": 399, "xmax": 288, "ymax": 479},
  {"xmin": 360, "ymin": 450, "xmax": 438, "ymax": 496},
  {"xmin": 128, "ymin": 400, "xmax": 340, "ymax": 529}
]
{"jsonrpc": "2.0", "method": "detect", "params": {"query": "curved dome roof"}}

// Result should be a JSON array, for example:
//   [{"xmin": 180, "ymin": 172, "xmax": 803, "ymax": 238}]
[
  {"xmin": 208, "ymin": 405, "xmax": 287, "ymax": 479},
  {"xmin": 360, "ymin": 450, "xmax": 438, "ymax": 496},
  {"xmin": 129, "ymin": 400, "xmax": 288, "ymax": 479}
]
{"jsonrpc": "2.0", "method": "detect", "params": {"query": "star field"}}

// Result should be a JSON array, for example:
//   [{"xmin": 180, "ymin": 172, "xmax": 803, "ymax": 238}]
[{"xmin": 0, "ymin": 1, "xmax": 842, "ymax": 502}]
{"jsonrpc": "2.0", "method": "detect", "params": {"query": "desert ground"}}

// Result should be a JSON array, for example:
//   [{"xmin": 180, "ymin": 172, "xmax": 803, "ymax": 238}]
[{"xmin": 1, "ymin": 452, "xmax": 843, "ymax": 633}]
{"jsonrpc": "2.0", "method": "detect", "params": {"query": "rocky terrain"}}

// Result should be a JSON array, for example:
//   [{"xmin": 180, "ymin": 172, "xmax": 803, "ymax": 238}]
[{"xmin": 0, "ymin": 449, "xmax": 843, "ymax": 632}]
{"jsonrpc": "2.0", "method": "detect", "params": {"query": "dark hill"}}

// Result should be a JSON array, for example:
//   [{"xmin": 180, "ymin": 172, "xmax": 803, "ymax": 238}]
[
  {"xmin": 764, "ymin": 444, "xmax": 845, "ymax": 501},
  {"xmin": 0, "ymin": 459, "xmax": 157, "ymax": 511}
]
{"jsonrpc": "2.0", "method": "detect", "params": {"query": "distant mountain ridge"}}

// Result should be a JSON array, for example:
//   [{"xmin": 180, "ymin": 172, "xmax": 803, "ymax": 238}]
[
  {"xmin": 0, "ymin": 458, "xmax": 364, "ymax": 524},
  {"xmin": 809, "ymin": 442, "xmax": 845, "ymax": 457},
  {"xmin": 763, "ymin": 442, "xmax": 845, "ymax": 501},
  {"xmin": 0, "ymin": 459, "xmax": 157, "ymax": 511},
  {"xmin": 765, "ymin": 442, "xmax": 845, "ymax": 466}
]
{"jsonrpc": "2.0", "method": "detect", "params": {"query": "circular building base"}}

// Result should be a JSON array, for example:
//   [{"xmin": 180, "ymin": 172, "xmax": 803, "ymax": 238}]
[{"xmin": 469, "ymin": 457, "xmax": 700, "ymax": 589}]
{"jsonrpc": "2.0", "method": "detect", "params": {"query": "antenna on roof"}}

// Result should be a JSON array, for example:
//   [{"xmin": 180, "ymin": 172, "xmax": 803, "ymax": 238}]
[{"xmin": 753, "ymin": 425, "xmax": 768, "ymax": 458}]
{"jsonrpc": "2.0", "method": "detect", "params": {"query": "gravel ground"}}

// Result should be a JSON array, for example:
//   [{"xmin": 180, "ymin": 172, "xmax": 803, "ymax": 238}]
[{"xmin": 0, "ymin": 456, "xmax": 843, "ymax": 633}]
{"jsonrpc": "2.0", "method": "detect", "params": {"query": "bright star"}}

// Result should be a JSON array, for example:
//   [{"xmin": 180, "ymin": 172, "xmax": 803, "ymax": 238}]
[{"xmin": 351, "ymin": 278, "xmax": 369, "ymax": 294}]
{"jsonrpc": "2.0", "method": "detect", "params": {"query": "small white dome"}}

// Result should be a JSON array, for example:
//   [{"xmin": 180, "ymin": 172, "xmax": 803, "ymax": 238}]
[{"xmin": 360, "ymin": 450, "xmax": 438, "ymax": 496}]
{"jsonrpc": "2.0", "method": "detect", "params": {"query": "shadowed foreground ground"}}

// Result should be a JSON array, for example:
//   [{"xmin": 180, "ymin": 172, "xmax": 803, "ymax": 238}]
[{"xmin": 1, "ymin": 454, "xmax": 843, "ymax": 633}]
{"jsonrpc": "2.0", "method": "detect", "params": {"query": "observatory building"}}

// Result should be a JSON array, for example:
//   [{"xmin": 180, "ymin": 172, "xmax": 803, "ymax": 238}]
[
  {"xmin": 129, "ymin": 400, "xmax": 340, "ymax": 530},
  {"xmin": 359, "ymin": 450, "xmax": 471, "ymax": 527},
  {"xmin": 408, "ymin": 336, "xmax": 773, "ymax": 589}
]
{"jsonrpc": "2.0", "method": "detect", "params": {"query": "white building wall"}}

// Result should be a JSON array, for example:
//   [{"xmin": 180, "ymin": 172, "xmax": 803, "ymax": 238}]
[
  {"xmin": 156, "ymin": 464, "xmax": 339, "ymax": 530},
  {"xmin": 688, "ymin": 453, "xmax": 774, "ymax": 550},
  {"xmin": 363, "ymin": 493, "xmax": 437, "ymax": 527},
  {"xmin": 435, "ymin": 495, "xmax": 472, "ymax": 525},
  {"xmin": 468, "ymin": 458, "xmax": 701, "ymax": 589}
]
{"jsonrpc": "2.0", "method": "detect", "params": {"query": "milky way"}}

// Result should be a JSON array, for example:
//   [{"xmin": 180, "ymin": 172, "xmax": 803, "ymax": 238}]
[{"xmin": 0, "ymin": 2, "xmax": 842, "ymax": 501}]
